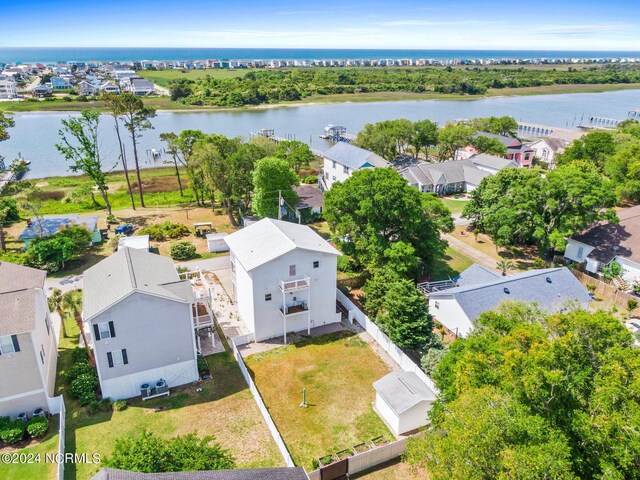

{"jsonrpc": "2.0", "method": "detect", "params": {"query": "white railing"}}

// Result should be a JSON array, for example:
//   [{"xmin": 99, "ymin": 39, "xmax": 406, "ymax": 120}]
[
  {"xmin": 45, "ymin": 396, "xmax": 66, "ymax": 480},
  {"xmin": 280, "ymin": 277, "xmax": 310, "ymax": 292},
  {"xmin": 232, "ymin": 332, "xmax": 256, "ymax": 346},
  {"xmin": 230, "ymin": 338, "xmax": 295, "ymax": 467},
  {"xmin": 336, "ymin": 289, "xmax": 439, "ymax": 394}
]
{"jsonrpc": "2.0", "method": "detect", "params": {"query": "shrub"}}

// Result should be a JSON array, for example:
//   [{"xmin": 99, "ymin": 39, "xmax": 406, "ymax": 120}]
[
  {"xmin": 71, "ymin": 347, "xmax": 89, "ymax": 364},
  {"xmin": 628, "ymin": 299, "xmax": 638, "ymax": 311},
  {"xmin": 106, "ymin": 214, "xmax": 118, "ymax": 224},
  {"xmin": 26, "ymin": 417, "xmax": 49, "ymax": 438},
  {"xmin": 113, "ymin": 400, "xmax": 128, "ymax": 412},
  {"xmin": 139, "ymin": 221, "xmax": 189, "ymax": 241},
  {"xmin": 87, "ymin": 401, "xmax": 101, "ymax": 415},
  {"xmin": 303, "ymin": 175, "xmax": 318, "ymax": 184},
  {"xmin": 0, "ymin": 416, "xmax": 10, "ymax": 431},
  {"xmin": 99, "ymin": 398, "xmax": 113, "ymax": 412},
  {"xmin": 70, "ymin": 373, "xmax": 99, "ymax": 403},
  {"xmin": 170, "ymin": 241, "xmax": 197, "ymax": 260},
  {"xmin": 1, "ymin": 421, "xmax": 26, "ymax": 444},
  {"xmin": 66, "ymin": 362, "xmax": 96, "ymax": 383}
]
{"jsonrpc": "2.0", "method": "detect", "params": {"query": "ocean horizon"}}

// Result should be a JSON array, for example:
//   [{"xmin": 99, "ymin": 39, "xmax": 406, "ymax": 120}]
[{"xmin": 2, "ymin": 47, "xmax": 640, "ymax": 64}]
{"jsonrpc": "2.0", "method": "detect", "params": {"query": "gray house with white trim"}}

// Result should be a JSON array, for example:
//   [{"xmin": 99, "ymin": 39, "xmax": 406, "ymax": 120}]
[
  {"xmin": 83, "ymin": 248, "xmax": 204, "ymax": 400},
  {"xmin": 320, "ymin": 143, "xmax": 389, "ymax": 190}
]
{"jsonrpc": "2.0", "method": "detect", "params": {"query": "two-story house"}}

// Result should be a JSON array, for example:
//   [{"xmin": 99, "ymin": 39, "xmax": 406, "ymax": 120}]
[
  {"xmin": 225, "ymin": 218, "xmax": 341, "ymax": 343},
  {"xmin": 319, "ymin": 143, "xmax": 389, "ymax": 190},
  {"xmin": 83, "ymin": 248, "xmax": 202, "ymax": 400},
  {"xmin": 0, "ymin": 75, "xmax": 17, "ymax": 99},
  {"xmin": 0, "ymin": 262, "xmax": 58, "ymax": 418}
]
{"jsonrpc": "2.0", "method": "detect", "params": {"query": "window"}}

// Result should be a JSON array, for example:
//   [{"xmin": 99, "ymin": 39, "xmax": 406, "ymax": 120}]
[
  {"xmin": 332, "ymin": 161, "xmax": 336, "ymax": 169},
  {"xmin": 434, "ymin": 301, "xmax": 440, "ymax": 309},
  {"xmin": 577, "ymin": 246, "xmax": 584, "ymax": 260},
  {"xmin": 40, "ymin": 345, "xmax": 45, "ymax": 364},
  {"xmin": 313, "ymin": 261, "xmax": 319, "ymax": 268},
  {"xmin": 0, "ymin": 335, "xmax": 18, "ymax": 355},
  {"xmin": 107, "ymin": 349, "xmax": 128, "ymax": 368},
  {"xmin": 265, "ymin": 294, "xmax": 272, "ymax": 301},
  {"xmin": 289, "ymin": 265, "xmax": 296, "ymax": 276},
  {"xmin": 332, "ymin": 176, "xmax": 336, "ymax": 181},
  {"xmin": 343, "ymin": 166, "xmax": 349, "ymax": 174},
  {"xmin": 94, "ymin": 321, "xmax": 115, "ymax": 341},
  {"xmin": 325, "ymin": 172, "xmax": 329, "ymax": 179}
]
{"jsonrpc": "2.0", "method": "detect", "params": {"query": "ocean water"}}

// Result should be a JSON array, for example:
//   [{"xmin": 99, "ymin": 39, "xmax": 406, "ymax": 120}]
[{"xmin": 1, "ymin": 48, "xmax": 640, "ymax": 64}]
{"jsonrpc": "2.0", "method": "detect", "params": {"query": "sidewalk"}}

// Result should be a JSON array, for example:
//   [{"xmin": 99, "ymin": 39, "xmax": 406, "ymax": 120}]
[{"xmin": 443, "ymin": 233, "xmax": 500, "ymax": 273}]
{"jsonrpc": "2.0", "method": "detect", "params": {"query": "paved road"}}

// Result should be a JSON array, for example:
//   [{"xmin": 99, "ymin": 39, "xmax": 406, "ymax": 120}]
[{"xmin": 444, "ymin": 233, "xmax": 501, "ymax": 273}]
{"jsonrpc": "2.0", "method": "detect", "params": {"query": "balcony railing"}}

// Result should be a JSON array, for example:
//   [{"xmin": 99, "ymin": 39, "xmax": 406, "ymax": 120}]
[
  {"xmin": 280, "ymin": 300, "xmax": 309, "ymax": 315},
  {"xmin": 280, "ymin": 277, "xmax": 310, "ymax": 292}
]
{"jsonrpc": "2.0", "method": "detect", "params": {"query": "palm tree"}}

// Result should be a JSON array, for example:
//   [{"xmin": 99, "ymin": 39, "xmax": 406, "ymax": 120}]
[
  {"xmin": 497, "ymin": 259, "xmax": 515, "ymax": 276},
  {"xmin": 47, "ymin": 288, "xmax": 67, "ymax": 338},
  {"xmin": 62, "ymin": 290, "xmax": 94, "ymax": 365}
]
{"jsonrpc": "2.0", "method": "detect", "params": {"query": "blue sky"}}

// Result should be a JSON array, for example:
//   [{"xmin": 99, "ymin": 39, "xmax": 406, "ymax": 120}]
[{"xmin": 1, "ymin": 0, "xmax": 639, "ymax": 50}]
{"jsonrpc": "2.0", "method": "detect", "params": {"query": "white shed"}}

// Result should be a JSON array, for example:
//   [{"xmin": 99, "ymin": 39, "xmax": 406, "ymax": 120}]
[
  {"xmin": 117, "ymin": 235, "xmax": 150, "ymax": 251},
  {"xmin": 373, "ymin": 371, "xmax": 436, "ymax": 438},
  {"xmin": 206, "ymin": 233, "xmax": 229, "ymax": 253}
]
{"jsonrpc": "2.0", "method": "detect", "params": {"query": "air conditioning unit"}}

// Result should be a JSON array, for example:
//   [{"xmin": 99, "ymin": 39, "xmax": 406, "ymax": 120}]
[
  {"xmin": 17, "ymin": 412, "xmax": 28, "ymax": 422},
  {"xmin": 156, "ymin": 379, "xmax": 168, "ymax": 395},
  {"xmin": 33, "ymin": 408, "xmax": 45, "ymax": 418},
  {"xmin": 140, "ymin": 383, "xmax": 152, "ymax": 399}
]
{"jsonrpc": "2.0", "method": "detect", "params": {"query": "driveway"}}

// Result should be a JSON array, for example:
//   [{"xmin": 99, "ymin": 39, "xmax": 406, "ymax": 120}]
[
  {"xmin": 177, "ymin": 255, "xmax": 230, "ymax": 272},
  {"xmin": 444, "ymin": 233, "xmax": 501, "ymax": 273}
]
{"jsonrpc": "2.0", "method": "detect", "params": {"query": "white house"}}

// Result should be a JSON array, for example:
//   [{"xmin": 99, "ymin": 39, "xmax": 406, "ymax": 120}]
[
  {"xmin": 224, "ymin": 218, "xmax": 341, "ymax": 343},
  {"xmin": 0, "ymin": 262, "xmax": 58, "ymax": 418},
  {"xmin": 373, "ymin": 371, "xmax": 437, "ymax": 437},
  {"xmin": 564, "ymin": 204, "xmax": 640, "ymax": 286},
  {"xmin": 0, "ymin": 75, "xmax": 18, "ymax": 99},
  {"xmin": 78, "ymin": 80, "xmax": 98, "ymax": 96},
  {"xmin": 528, "ymin": 137, "xmax": 569, "ymax": 167},
  {"xmin": 117, "ymin": 235, "xmax": 150, "ymax": 251},
  {"xmin": 319, "ymin": 143, "xmax": 389, "ymax": 190},
  {"xmin": 127, "ymin": 78, "xmax": 155, "ymax": 96},
  {"xmin": 427, "ymin": 265, "xmax": 592, "ymax": 337},
  {"xmin": 83, "ymin": 248, "xmax": 211, "ymax": 400}
]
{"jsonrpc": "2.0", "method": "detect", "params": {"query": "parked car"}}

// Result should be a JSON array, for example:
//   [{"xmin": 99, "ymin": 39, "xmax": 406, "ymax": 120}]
[{"xmin": 115, "ymin": 224, "xmax": 134, "ymax": 235}]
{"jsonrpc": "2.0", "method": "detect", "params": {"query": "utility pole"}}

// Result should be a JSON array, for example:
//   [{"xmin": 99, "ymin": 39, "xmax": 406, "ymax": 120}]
[{"xmin": 278, "ymin": 190, "xmax": 282, "ymax": 220}]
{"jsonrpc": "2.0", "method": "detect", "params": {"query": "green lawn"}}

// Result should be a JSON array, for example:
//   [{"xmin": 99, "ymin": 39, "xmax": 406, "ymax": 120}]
[
  {"xmin": 137, "ymin": 69, "xmax": 247, "ymax": 87},
  {"xmin": 428, "ymin": 246, "xmax": 474, "ymax": 282},
  {"xmin": 55, "ymin": 316, "xmax": 283, "ymax": 480},
  {"xmin": 245, "ymin": 330, "xmax": 393, "ymax": 470},
  {"xmin": 440, "ymin": 197, "xmax": 469, "ymax": 215},
  {"xmin": 0, "ymin": 417, "xmax": 60, "ymax": 480}
]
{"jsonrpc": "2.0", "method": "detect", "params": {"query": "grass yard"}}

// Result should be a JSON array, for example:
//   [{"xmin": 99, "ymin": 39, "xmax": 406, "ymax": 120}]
[
  {"xmin": 0, "ymin": 416, "xmax": 60, "ymax": 480},
  {"xmin": 439, "ymin": 197, "xmax": 469, "ymax": 215},
  {"xmin": 137, "ymin": 69, "xmax": 247, "ymax": 87},
  {"xmin": 352, "ymin": 458, "xmax": 429, "ymax": 479},
  {"xmin": 244, "ymin": 330, "xmax": 393, "ymax": 471},
  {"xmin": 55, "ymin": 316, "xmax": 283, "ymax": 480},
  {"xmin": 428, "ymin": 246, "xmax": 474, "ymax": 282}
]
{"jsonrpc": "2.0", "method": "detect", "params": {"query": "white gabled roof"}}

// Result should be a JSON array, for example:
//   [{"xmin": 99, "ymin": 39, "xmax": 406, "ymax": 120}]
[{"xmin": 224, "ymin": 218, "xmax": 341, "ymax": 271}]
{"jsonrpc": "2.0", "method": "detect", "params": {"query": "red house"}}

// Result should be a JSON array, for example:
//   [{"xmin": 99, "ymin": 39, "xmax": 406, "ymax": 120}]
[{"xmin": 506, "ymin": 139, "xmax": 534, "ymax": 168}]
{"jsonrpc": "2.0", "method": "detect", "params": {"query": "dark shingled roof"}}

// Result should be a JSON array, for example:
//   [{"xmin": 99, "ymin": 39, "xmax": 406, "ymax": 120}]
[
  {"xmin": 295, "ymin": 184, "xmax": 324, "ymax": 210},
  {"xmin": 571, "ymin": 205, "xmax": 640, "ymax": 264},
  {"xmin": 90, "ymin": 468, "xmax": 310, "ymax": 480}
]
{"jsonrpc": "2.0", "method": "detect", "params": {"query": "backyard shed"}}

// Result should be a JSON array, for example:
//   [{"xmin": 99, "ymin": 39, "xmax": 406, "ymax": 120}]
[
  {"xmin": 117, "ymin": 235, "xmax": 150, "ymax": 251},
  {"xmin": 206, "ymin": 233, "xmax": 229, "ymax": 253},
  {"xmin": 373, "ymin": 371, "xmax": 436, "ymax": 437}
]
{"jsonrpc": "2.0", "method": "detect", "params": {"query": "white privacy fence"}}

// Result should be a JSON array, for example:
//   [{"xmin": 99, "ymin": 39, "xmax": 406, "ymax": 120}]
[
  {"xmin": 230, "ymin": 338, "xmax": 295, "ymax": 468},
  {"xmin": 47, "ymin": 395, "xmax": 66, "ymax": 480},
  {"xmin": 336, "ymin": 289, "xmax": 439, "ymax": 394}
]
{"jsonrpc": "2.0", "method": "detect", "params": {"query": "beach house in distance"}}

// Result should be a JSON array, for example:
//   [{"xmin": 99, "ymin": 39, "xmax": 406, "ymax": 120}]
[
  {"xmin": 425, "ymin": 264, "xmax": 591, "ymax": 337},
  {"xmin": 0, "ymin": 262, "xmax": 58, "ymax": 418},
  {"xmin": 564, "ymin": 204, "xmax": 640, "ymax": 287},
  {"xmin": 319, "ymin": 142, "xmax": 389, "ymax": 190},
  {"xmin": 224, "ymin": 218, "xmax": 341, "ymax": 343},
  {"xmin": 83, "ymin": 248, "xmax": 214, "ymax": 400},
  {"xmin": 19, "ymin": 214, "xmax": 102, "ymax": 248}
]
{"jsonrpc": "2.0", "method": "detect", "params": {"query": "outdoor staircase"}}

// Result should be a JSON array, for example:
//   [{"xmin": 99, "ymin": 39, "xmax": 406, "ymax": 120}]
[{"xmin": 612, "ymin": 276, "xmax": 631, "ymax": 292}]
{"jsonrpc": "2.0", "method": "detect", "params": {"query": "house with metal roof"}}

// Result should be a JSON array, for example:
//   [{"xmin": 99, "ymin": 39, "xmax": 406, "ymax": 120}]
[
  {"xmin": 564, "ymin": 204, "xmax": 640, "ymax": 288},
  {"xmin": 19, "ymin": 214, "xmax": 102, "ymax": 248},
  {"xmin": 0, "ymin": 262, "xmax": 58, "ymax": 418},
  {"xmin": 373, "ymin": 371, "xmax": 437, "ymax": 437},
  {"xmin": 319, "ymin": 142, "xmax": 389, "ymax": 190},
  {"xmin": 83, "ymin": 248, "xmax": 213, "ymax": 400},
  {"xmin": 224, "ymin": 218, "xmax": 341, "ymax": 343},
  {"xmin": 427, "ymin": 265, "xmax": 591, "ymax": 337}
]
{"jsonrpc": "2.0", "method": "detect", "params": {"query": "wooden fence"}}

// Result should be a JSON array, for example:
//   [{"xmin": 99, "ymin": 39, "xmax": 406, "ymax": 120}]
[{"xmin": 570, "ymin": 268, "xmax": 639, "ymax": 312}]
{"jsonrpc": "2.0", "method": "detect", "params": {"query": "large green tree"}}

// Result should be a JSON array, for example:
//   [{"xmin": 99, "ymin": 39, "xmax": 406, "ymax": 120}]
[
  {"xmin": 410, "ymin": 119, "xmax": 439, "ymax": 158},
  {"xmin": 409, "ymin": 302, "xmax": 640, "ymax": 480},
  {"xmin": 117, "ymin": 93, "xmax": 156, "ymax": 208},
  {"xmin": 252, "ymin": 157, "xmax": 298, "ymax": 219},
  {"xmin": 274, "ymin": 140, "xmax": 314, "ymax": 174},
  {"xmin": 556, "ymin": 130, "xmax": 616, "ymax": 169},
  {"xmin": 472, "ymin": 135, "xmax": 507, "ymax": 156},
  {"xmin": 56, "ymin": 110, "xmax": 114, "ymax": 215},
  {"xmin": 463, "ymin": 163, "xmax": 617, "ymax": 252},
  {"xmin": 324, "ymin": 168, "xmax": 453, "ymax": 273},
  {"xmin": 355, "ymin": 119, "xmax": 413, "ymax": 160},
  {"xmin": 437, "ymin": 122, "xmax": 475, "ymax": 160},
  {"xmin": 0, "ymin": 112, "xmax": 16, "ymax": 251}
]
